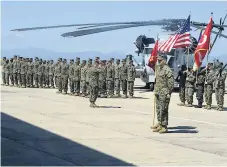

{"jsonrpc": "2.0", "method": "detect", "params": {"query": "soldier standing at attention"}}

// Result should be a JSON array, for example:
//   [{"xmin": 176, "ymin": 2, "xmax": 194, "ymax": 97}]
[
  {"xmin": 27, "ymin": 58, "xmax": 34, "ymax": 88},
  {"xmin": 214, "ymin": 63, "xmax": 227, "ymax": 111},
  {"xmin": 120, "ymin": 59, "xmax": 128, "ymax": 98},
  {"xmin": 61, "ymin": 59, "xmax": 69, "ymax": 94},
  {"xmin": 9, "ymin": 58, "xmax": 14, "ymax": 86},
  {"xmin": 85, "ymin": 59, "xmax": 92, "ymax": 97},
  {"xmin": 176, "ymin": 65, "xmax": 187, "ymax": 106},
  {"xmin": 152, "ymin": 53, "xmax": 174, "ymax": 133},
  {"xmin": 49, "ymin": 60, "xmax": 55, "ymax": 88},
  {"xmin": 12, "ymin": 56, "xmax": 18, "ymax": 87},
  {"xmin": 99, "ymin": 60, "xmax": 107, "ymax": 98},
  {"xmin": 1, "ymin": 57, "xmax": 6, "ymax": 85},
  {"xmin": 106, "ymin": 60, "xmax": 115, "ymax": 97},
  {"xmin": 74, "ymin": 57, "xmax": 81, "ymax": 96},
  {"xmin": 185, "ymin": 68, "xmax": 196, "ymax": 107},
  {"xmin": 33, "ymin": 57, "xmax": 39, "ymax": 88},
  {"xmin": 89, "ymin": 59, "xmax": 101, "ymax": 107},
  {"xmin": 37, "ymin": 59, "xmax": 44, "ymax": 88},
  {"xmin": 114, "ymin": 59, "xmax": 121, "ymax": 97},
  {"xmin": 45, "ymin": 60, "xmax": 50, "ymax": 88},
  {"xmin": 20, "ymin": 58, "xmax": 27, "ymax": 88},
  {"xmin": 68, "ymin": 59, "xmax": 75, "ymax": 95},
  {"xmin": 127, "ymin": 60, "xmax": 136, "ymax": 98},
  {"xmin": 204, "ymin": 63, "xmax": 215, "ymax": 110},
  {"xmin": 80, "ymin": 60, "xmax": 87, "ymax": 97},
  {"xmin": 56, "ymin": 58, "xmax": 63, "ymax": 93},
  {"xmin": 4, "ymin": 59, "xmax": 10, "ymax": 86},
  {"xmin": 17, "ymin": 57, "xmax": 22, "ymax": 87},
  {"xmin": 195, "ymin": 67, "xmax": 206, "ymax": 108},
  {"xmin": 42, "ymin": 60, "xmax": 47, "ymax": 87}
]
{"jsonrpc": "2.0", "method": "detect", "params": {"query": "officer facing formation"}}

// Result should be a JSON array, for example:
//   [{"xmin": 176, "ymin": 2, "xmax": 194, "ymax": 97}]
[{"xmin": 152, "ymin": 52, "xmax": 174, "ymax": 133}]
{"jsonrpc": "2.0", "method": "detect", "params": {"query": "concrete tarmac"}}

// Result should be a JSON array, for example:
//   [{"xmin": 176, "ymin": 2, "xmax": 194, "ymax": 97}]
[{"xmin": 1, "ymin": 79, "xmax": 227, "ymax": 165}]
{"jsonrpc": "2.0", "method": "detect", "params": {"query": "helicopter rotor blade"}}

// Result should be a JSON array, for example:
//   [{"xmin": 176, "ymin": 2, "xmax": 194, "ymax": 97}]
[{"xmin": 61, "ymin": 22, "xmax": 161, "ymax": 37}]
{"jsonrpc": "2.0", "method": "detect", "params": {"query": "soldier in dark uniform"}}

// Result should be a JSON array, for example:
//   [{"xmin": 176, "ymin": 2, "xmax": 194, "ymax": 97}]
[{"xmin": 176, "ymin": 65, "xmax": 187, "ymax": 106}]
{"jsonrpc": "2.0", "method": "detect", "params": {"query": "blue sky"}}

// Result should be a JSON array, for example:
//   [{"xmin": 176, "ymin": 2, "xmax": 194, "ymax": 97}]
[{"xmin": 1, "ymin": 1, "xmax": 227, "ymax": 57}]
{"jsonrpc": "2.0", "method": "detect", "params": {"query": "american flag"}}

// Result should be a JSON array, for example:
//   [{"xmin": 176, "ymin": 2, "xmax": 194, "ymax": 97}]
[{"xmin": 158, "ymin": 15, "xmax": 191, "ymax": 52}]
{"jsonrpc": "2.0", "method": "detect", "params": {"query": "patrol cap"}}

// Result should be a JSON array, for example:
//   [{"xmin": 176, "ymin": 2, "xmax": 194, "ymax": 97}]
[
  {"xmin": 76, "ymin": 57, "xmax": 80, "ymax": 60},
  {"xmin": 88, "ymin": 58, "xmax": 92, "ymax": 62},
  {"xmin": 82, "ymin": 60, "xmax": 86, "ymax": 63},
  {"xmin": 157, "ymin": 52, "xmax": 167, "ymax": 60},
  {"xmin": 70, "ymin": 59, "xmax": 74, "ymax": 61},
  {"xmin": 63, "ymin": 59, "xmax": 67, "ymax": 61},
  {"xmin": 95, "ymin": 57, "xmax": 100, "ymax": 60},
  {"xmin": 116, "ymin": 59, "xmax": 120, "ymax": 62}
]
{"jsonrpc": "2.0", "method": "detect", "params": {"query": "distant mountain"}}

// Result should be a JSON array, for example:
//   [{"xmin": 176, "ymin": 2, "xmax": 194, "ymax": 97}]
[{"xmin": 1, "ymin": 48, "xmax": 127, "ymax": 61}]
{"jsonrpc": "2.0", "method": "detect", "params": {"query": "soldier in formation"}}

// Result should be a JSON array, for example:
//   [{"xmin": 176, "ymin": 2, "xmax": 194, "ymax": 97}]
[
  {"xmin": 2, "ymin": 55, "xmax": 138, "ymax": 106},
  {"xmin": 175, "ymin": 61, "xmax": 227, "ymax": 111}
]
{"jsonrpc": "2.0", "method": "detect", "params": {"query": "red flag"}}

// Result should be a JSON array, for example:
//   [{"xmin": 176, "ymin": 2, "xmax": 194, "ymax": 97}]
[
  {"xmin": 193, "ymin": 17, "xmax": 213, "ymax": 71},
  {"xmin": 148, "ymin": 39, "xmax": 158, "ymax": 70}
]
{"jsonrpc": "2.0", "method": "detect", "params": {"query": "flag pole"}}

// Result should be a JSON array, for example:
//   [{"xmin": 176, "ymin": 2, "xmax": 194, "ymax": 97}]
[{"xmin": 152, "ymin": 34, "xmax": 158, "ymax": 126}]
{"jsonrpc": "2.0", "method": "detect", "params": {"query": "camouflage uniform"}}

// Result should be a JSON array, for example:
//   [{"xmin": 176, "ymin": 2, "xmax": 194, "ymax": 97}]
[
  {"xmin": 37, "ymin": 60, "xmax": 44, "ymax": 88},
  {"xmin": 120, "ymin": 59, "xmax": 128, "ymax": 97},
  {"xmin": 106, "ymin": 60, "xmax": 114, "ymax": 97},
  {"xmin": 33, "ymin": 58, "xmax": 39, "ymax": 88},
  {"xmin": 99, "ymin": 60, "xmax": 107, "ymax": 98},
  {"xmin": 56, "ymin": 59, "xmax": 63, "ymax": 92},
  {"xmin": 80, "ymin": 60, "xmax": 87, "ymax": 97},
  {"xmin": 204, "ymin": 67, "xmax": 216, "ymax": 109},
  {"xmin": 49, "ymin": 60, "xmax": 55, "ymax": 88},
  {"xmin": 13, "ymin": 56, "xmax": 18, "ymax": 86},
  {"xmin": 114, "ymin": 59, "xmax": 121, "ymax": 97},
  {"xmin": 61, "ymin": 59, "xmax": 69, "ymax": 94},
  {"xmin": 214, "ymin": 68, "xmax": 227, "ymax": 111},
  {"xmin": 27, "ymin": 59, "xmax": 34, "ymax": 87},
  {"xmin": 44, "ymin": 61, "xmax": 50, "ymax": 88},
  {"xmin": 89, "ymin": 61, "xmax": 101, "ymax": 107},
  {"xmin": 185, "ymin": 70, "xmax": 195, "ymax": 106},
  {"xmin": 1, "ymin": 58, "xmax": 6, "ymax": 85},
  {"xmin": 17, "ymin": 57, "xmax": 22, "ymax": 86},
  {"xmin": 85, "ymin": 59, "xmax": 92, "ymax": 96},
  {"xmin": 153, "ymin": 54, "xmax": 174, "ymax": 133},
  {"xmin": 9, "ymin": 58, "xmax": 14, "ymax": 86},
  {"xmin": 127, "ymin": 60, "xmax": 136, "ymax": 97},
  {"xmin": 74, "ymin": 57, "xmax": 81, "ymax": 96},
  {"xmin": 68, "ymin": 59, "xmax": 75, "ymax": 94},
  {"xmin": 20, "ymin": 58, "xmax": 27, "ymax": 88},
  {"xmin": 4, "ymin": 60, "xmax": 10, "ymax": 86},
  {"xmin": 176, "ymin": 66, "xmax": 187, "ymax": 106},
  {"xmin": 195, "ymin": 68, "xmax": 206, "ymax": 108}
]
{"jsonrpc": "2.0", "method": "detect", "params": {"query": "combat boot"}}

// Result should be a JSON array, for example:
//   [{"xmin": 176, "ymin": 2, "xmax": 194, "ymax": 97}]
[
  {"xmin": 153, "ymin": 125, "xmax": 162, "ymax": 132},
  {"xmin": 186, "ymin": 104, "xmax": 193, "ymax": 107},
  {"xmin": 177, "ymin": 102, "xmax": 185, "ymax": 106},
  {"xmin": 74, "ymin": 93, "xmax": 79, "ymax": 96},
  {"xmin": 203, "ymin": 105, "xmax": 208, "ymax": 109},
  {"xmin": 90, "ymin": 102, "xmax": 98, "ymax": 108},
  {"xmin": 129, "ymin": 95, "xmax": 133, "ymax": 98},
  {"xmin": 218, "ymin": 107, "xmax": 224, "ymax": 111},
  {"xmin": 206, "ymin": 105, "xmax": 211, "ymax": 110},
  {"xmin": 159, "ymin": 127, "xmax": 168, "ymax": 134},
  {"xmin": 150, "ymin": 124, "xmax": 159, "ymax": 129},
  {"xmin": 62, "ymin": 91, "xmax": 67, "ymax": 95},
  {"xmin": 122, "ymin": 94, "xmax": 128, "ymax": 98},
  {"xmin": 56, "ymin": 91, "xmax": 62, "ymax": 94},
  {"xmin": 195, "ymin": 102, "xmax": 202, "ymax": 108}
]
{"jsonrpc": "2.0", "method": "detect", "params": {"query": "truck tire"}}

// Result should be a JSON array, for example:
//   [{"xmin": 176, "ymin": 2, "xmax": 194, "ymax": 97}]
[{"xmin": 149, "ymin": 82, "xmax": 154, "ymax": 91}]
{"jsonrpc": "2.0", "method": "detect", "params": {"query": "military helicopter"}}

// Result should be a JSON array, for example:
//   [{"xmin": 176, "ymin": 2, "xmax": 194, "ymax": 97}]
[{"xmin": 11, "ymin": 13, "xmax": 227, "ymax": 90}]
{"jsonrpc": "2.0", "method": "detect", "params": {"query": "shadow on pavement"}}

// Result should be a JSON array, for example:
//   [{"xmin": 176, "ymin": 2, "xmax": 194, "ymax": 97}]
[
  {"xmin": 1, "ymin": 112, "xmax": 134, "ymax": 166},
  {"xmin": 98, "ymin": 106, "xmax": 122, "ymax": 108},
  {"xmin": 167, "ymin": 126, "xmax": 198, "ymax": 134}
]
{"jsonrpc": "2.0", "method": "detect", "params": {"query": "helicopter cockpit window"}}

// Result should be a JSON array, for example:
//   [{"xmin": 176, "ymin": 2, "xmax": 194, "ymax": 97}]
[{"xmin": 144, "ymin": 48, "xmax": 153, "ymax": 55}]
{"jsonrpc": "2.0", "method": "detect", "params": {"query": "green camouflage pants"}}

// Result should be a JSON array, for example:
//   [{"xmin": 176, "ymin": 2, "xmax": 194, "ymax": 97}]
[
  {"xmin": 89, "ymin": 86, "xmax": 99, "ymax": 103},
  {"xmin": 179, "ymin": 87, "xmax": 185, "ymax": 103},
  {"xmin": 34, "ymin": 74, "xmax": 39, "ymax": 87},
  {"xmin": 185, "ymin": 87, "xmax": 194, "ymax": 104},
  {"xmin": 58, "ymin": 76, "xmax": 62, "ymax": 92},
  {"xmin": 205, "ymin": 84, "xmax": 213, "ymax": 105},
  {"xmin": 26, "ymin": 73, "xmax": 33, "ymax": 87},
  {"xmin": 49, "ymin": 75, "xmax": 54, "ymax": 87},
  {"xmin": 2, "ymin": 72, "xmax": 6, "ymax": 84},
  {"xmin": 21, "ymin": 74, "xmax": 26, "ymax": 87},
  {"xmin": 127, "ymin": 81, "xmax": 134, "ymax": 96},
  {"xmin": 155, "ymin": 93, "xmax": 170, "ymax": 127},
  {"xmin": 107, "ymin": 80, "xmax": 114, "ymax": 96},
  {"xmin": 62, "ymin": 75, "xmax": 68, "ymax": 93},
  {"xmin": 38, "ymin": 74, "xmax": 44, "ymax": 88},
  {"xmin": 74, "ymin": 80, "xmax": 80, "ymax": 94},
  {"xmin": 69, "ymin": 78, "xmax": 74, "ymax": 93},
  {"xmin": 80, "ymin": 81, "xmax": 86, "ymax": 95},
  {"xmin": 121, "ymin": 79, "xmax": 127, "ymax": 95},
  {"xmin": 196, "ymin": 84, "xmax": 204, "ymax": 104},
  {"xmin": 10, "ymin": 73, "xmax": 14, "ymax": 85},
  {"xmin": 4, "ymin": 73, "xmax": 9, "ymax": 85},
  {"xmin": 114, "ymin": 79, "xmax": 120, "ymax": 95},
  {"xmin": 99, "ymin": 80, "xmax": 106, "ymax": 96},
  {"xmin": 13, "ymin": 73, "xmax": 18, "ymax": 85},
  {"xmin": 215, "ymin": 88, "xmax": 225, "ymax": 108}
]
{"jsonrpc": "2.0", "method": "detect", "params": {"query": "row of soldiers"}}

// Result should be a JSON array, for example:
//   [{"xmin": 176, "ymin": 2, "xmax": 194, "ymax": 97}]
[
  {"xmin": 1, "ymin": 55, "xmax": 136, "ymax": 101},
  {"xmin": 176, "ymin": 62, "xmax": 227, "ymax": 111}
]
